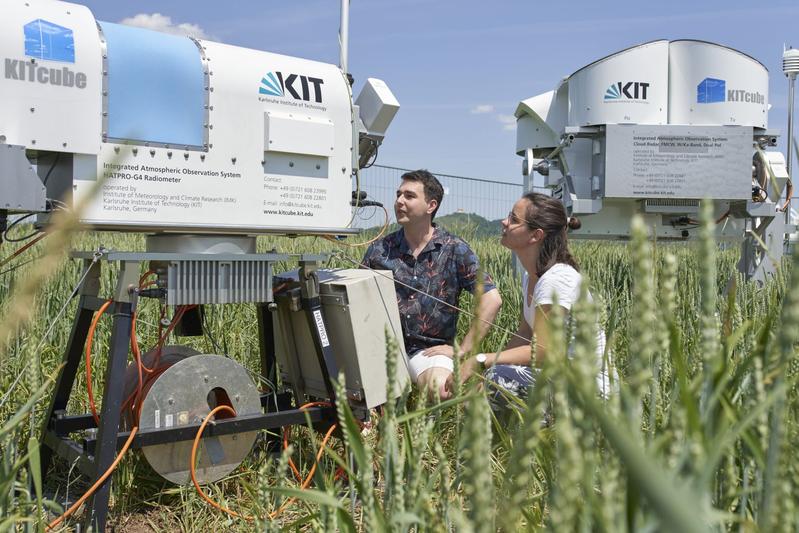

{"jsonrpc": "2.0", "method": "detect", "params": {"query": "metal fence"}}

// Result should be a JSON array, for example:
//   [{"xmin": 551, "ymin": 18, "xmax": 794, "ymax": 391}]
[{"xmin": 353, "ymin": 165, "xmax": 529, "ymax": 228}]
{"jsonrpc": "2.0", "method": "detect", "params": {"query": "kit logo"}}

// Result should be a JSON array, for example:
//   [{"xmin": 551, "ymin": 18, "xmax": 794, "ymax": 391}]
[
  {"xmin": 697, "ymin": 77, "xmax": 765, "ymax": 105},
  {"xmin": 4, "ymin": 19, "xmax": 86, "ymax": 89},
  {"xmin": 259, "ymin": 70, "xmax": 324, "ymax": 103},
  {"xmin": 604, "ymin": 81, "xmax": 650, "ymax": 101}
]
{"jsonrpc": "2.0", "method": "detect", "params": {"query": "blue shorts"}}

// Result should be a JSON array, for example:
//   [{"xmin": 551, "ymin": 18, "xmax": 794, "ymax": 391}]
[{"xmin": 484, "ymin": 364, "xmax": 537, "ymax": 412}]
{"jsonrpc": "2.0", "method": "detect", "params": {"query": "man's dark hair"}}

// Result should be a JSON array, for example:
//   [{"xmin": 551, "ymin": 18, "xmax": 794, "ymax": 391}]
[{"xmin": 401, "ymin": 169, "xmax": 444, "ymax": 220}]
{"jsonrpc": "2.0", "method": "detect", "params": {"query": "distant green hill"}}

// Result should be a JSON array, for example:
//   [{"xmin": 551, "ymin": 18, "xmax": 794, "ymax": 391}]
[
  {"xmin": 361, "ymin": 212, "xmax": 502, "ymax": 239},
  {"xmin": 434, "ymin": 212, "xmax": 503, "ymax": 238}
]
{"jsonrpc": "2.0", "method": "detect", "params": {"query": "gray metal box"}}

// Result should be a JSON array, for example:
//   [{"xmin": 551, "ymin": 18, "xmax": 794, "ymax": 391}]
[{"xmin": 274, "ymin": 269, "xmax": 410, "ymax": 409}]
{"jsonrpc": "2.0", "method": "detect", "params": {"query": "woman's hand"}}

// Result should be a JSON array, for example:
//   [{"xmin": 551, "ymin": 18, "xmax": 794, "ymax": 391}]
[
  {"xmin": 459, "ymin": 356, "xmax": 481, "ymax": 384},
  {"xmin": 444, "ymin": 355, "xmax": 482, "ymax": 396}
]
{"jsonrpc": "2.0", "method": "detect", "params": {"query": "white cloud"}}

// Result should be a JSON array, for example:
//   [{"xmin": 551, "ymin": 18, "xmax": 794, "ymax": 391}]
[
  {"xmin": 119, "ymin": 13, "xmax": 211, "ymax": 40},
  {"xmin": 497, "ymin": 114, "xmax": 516, "ymax": 131},
  {"xmin": 470, "ymin": 104, "xmax": 494, "ymax": 114}
]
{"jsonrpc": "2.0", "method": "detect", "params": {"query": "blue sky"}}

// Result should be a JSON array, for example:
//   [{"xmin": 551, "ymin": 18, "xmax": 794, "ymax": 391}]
[{"xmin": 80, "ymin": 0, "xmax": 799, "ymax": 183}]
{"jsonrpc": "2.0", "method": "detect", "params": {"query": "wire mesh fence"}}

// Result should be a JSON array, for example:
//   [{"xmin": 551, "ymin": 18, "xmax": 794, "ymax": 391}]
[{"xmin": 352, "ymin": 164, "xmax": 539, "ymax": 229}]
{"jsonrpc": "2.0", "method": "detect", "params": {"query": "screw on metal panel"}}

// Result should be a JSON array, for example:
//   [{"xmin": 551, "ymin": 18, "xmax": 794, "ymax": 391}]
[
  {"xmin": 102, "ymin": 112, "xmax": 108, "ymax": 117},
  {"xmin": 114, "ymin": 146, "xmax": 120, "ymax": 153},
  {"xmin": 167, "ymin": 151, "xmax": 172, "ymax": 158},
  {"xmin": 30, "ymin": 108, "xmax": 34, "ymax": 113},
  {"xmin": 184, "ymin": 152, "xmax": 189, "ymax": 160},
  {"xmin": 315, "ymin": 164, "xmax": 321, "ymax": 170},
  {"xmin": 231, "ymin": 157, "xmax": 236, "ymax": 164},
  {"xmin": 341, "ymin": 167, "xmax": 346, "ymax": 173},
  {"xmin": 31, "ymin": 140, "xmax": 35, "ymax": 145},
  {"xmin": 209, "ymin": 106, "xmax": 214, "ymax": 111},
  {"xmin": 0, "ymin": 135, "xmax": 6, "ymax": 143},
  {"xmin": 168, "ymin": 398, "xmax": 174, "ymax": 405},
  {"xmin": 132, "ymin": 148, "xmax": 138, "ymax": 155},
  {"xmin": 204, "ymin": 376, "xmax": 209, "ymax": 383},
  {"xmin": 63, "ymin": 142, "xmax": 67, "ymax": 147},
  {"xmin": 260, "ymin": 160, "xmax": 265, "ymax": 165},
  {"xmin": 150, "ymin": 149, "xmax": 155, "ymax": 156},
  {"xmin": 289, "ymin": 161, "xmax": 294, "ymax": 167},
  {"xmin": 234, "ymin": 395, "xmax": 240, "ymax": 402},
  {"xmin": 200, "ymin": 154, "xmax": 205, "ymax": 161},
  {"xmin": 267, "ymin": 302, "xmax": 278, "ymax": 311}
]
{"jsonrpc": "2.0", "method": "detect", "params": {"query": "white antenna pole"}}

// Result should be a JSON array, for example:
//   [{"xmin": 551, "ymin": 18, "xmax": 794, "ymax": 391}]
[
  {"xmin": 339, "ymin": 0, "xmax": 350, "ymax": 74},
  {"xmin": 783, "ymin": 47, "xmax": 799, "ymax": 177}
]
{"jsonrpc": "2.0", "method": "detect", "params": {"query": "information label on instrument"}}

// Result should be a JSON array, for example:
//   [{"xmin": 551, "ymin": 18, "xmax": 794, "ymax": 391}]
[{"xmin": 604, "ymin": 124, "xmax": 752, "ymax": 199}]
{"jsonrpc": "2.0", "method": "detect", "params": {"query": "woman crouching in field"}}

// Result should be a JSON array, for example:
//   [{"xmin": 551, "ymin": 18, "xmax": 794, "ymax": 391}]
[{"xmin": 453, "ymin": 192, "xmax": 612, "ymax": 412}]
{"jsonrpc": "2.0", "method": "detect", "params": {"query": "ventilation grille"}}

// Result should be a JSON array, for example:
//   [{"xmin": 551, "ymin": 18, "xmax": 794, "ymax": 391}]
[
  {"xmin": 165, "ymin": 259, "xmax": 273, "ymax": 305},
  {"xmin": 643, "ymin": 198, "xmax": 700, "ymax": 214}
]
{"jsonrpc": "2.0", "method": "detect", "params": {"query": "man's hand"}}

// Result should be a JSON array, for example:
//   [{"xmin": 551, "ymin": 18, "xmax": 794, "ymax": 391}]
[
  {"xmin": 421, "ymin": 344, "xmax": 456, "ymax": 358},
  {"xmin": 459, "ymin": 356, "xmax": 480, "ymax": 384}
]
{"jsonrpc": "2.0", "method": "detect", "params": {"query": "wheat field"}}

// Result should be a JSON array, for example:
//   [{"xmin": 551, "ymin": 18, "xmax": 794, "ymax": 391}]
[{"xmin": 1, "ymin": 205, "xmax": 798, "ymax": 531}]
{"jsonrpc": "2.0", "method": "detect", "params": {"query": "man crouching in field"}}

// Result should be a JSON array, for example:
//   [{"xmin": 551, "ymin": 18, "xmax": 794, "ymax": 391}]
[{"xmin": 361, "ymin": 169, "xmax": 502, "ymax": 400}]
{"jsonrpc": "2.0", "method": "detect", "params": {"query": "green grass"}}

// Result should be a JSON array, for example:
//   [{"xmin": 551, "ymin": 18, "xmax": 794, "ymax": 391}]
[{"xmin": 1, "ymin": 210, "xmax": 798, "ymax": 531}]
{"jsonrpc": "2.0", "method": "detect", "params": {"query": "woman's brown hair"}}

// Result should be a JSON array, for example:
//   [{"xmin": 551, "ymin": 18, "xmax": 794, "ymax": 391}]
[{"xmin": 522, "ymin": 192, "xmax": 581, "ymax": 276}]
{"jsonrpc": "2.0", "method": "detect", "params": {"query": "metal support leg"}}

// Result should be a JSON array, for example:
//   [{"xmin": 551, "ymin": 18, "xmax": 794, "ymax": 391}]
[
  {"xmin": 84, "ymin": 301, "xmax": 134, "ymax": 532},
  {"xmin": 299, "ymin": 261, "xmax": 339, "ymax": 401},
  {"xmin": 257, "ymin": 302, "xmax": 276, "ymax": 390},
  {"xmin": 39, "ymin": 259, "xmax": 101, "ymax": 484}
]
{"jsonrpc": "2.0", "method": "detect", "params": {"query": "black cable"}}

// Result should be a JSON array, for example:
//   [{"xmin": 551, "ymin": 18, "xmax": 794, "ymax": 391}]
[
  {"xmin": 202, "ymin": 305, "xmax": 223, "ymax": 355},
  {"xmin": 42, "ymin": 152, "xmax": 61, "ymax": 186},
  {"xmin": 3, "ymin": 213, "xmax": 41, "ymax": 243},
  {"xmin": 361, "ymin": 138, "xmax": 379, "ymax": 169},
  {"xmin": 0, "ymin": 256, "xmax": 39, "ymax": 277}
]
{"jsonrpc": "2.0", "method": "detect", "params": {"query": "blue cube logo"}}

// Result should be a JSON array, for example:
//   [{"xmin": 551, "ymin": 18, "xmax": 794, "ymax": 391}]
[
  {"xmin": 24, "ymin": 19, "xmax": 75, "ymax": 63},
  {"xmin": 697, "ymin": 77, "xmax": 725, "ymax": 104}
]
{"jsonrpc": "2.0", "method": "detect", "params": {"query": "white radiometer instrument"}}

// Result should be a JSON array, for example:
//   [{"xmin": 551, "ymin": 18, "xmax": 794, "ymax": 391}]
[{"xmin": 0, "ymin": 0, "xmax": 399, "ymax": 235}]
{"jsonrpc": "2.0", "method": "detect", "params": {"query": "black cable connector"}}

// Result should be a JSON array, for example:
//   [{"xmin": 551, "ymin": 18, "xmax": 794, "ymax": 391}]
[
  {"xmin": 0, "ymin": 210, "xmax": 7, "ymax": 245},
  {"xmin": 138, "ymin": 288, "xmax": 166, "ymax": 299}
]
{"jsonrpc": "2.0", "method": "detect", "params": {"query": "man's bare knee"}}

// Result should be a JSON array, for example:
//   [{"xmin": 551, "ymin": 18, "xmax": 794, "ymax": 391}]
[{"xmin": 417, "ymin": 367, "xmax": 452, "ymax": 401}]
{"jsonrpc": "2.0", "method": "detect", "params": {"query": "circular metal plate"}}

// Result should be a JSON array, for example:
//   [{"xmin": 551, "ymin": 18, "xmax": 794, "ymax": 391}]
[{"xmin": 138, "ymin": 354, "xmax": 261, "ymax": 484}]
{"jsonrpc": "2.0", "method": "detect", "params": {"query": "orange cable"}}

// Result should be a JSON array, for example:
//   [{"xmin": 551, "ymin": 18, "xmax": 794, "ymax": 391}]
[
  {"xmin": 191, "ymin": 404, "xmax": 337, "ymax": 521},
  {"xmin": 46, "ymin": 427, "xmax": 138, "ymax": 530},
  {"xmin": 323, "ymin": 205, "xmax": 390, "ymax": 248},
  {"xmin": 85, "ymin": 300, "xmax": 113, "ymax": 426},
  {"xmin": 284, "ymin": 401, "xmax": 333, "ymax": 482},
  {"xmin": 0, "ymin": 232, "xmax": 47, "ymax": 268}
]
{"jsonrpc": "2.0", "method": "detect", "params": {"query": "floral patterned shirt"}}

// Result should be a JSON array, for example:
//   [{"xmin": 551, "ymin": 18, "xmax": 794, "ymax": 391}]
[{"xmin": 361, "ymin": 226, "xmax": 495, "ymax": 354}]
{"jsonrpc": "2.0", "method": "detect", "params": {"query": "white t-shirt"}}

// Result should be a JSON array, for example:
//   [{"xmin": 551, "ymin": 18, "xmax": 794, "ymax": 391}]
[{"xmin": 522, "ymin": 263, "xmax": 611, "ymax": 395}]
